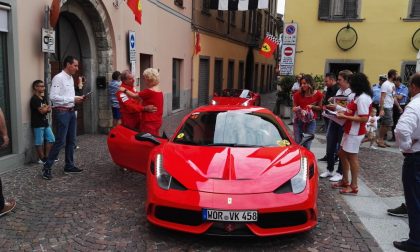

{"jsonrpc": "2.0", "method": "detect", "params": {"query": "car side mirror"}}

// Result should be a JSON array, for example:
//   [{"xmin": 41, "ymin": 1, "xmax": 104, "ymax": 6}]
[
  {"xmin": 135, "ymin": 132, "xmax": 161, "ymax": 145},
  {"xmin": 299, "ymin": 133, "xmax": 314, "ymax": 146}
]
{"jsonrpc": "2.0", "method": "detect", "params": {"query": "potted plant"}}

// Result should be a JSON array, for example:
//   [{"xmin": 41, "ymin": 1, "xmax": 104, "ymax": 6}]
[{"xmin": 273, "ymin": 76, "xmax": 295, "ymax": 118}]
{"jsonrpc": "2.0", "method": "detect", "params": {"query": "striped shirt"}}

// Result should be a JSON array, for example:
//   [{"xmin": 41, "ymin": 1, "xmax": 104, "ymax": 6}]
[{"xmin": 343, "ymin": 93, "xmax": 372, "ymax": 136}]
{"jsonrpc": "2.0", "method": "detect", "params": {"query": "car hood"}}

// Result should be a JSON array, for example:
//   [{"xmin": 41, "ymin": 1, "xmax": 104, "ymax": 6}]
[
  {"xmin": 160, "ymin": 143, "xmax": 303, "ymax": 194},
  {"xmin": 212, "ymin": 97, "xmax": 250, "ymax": 105}
]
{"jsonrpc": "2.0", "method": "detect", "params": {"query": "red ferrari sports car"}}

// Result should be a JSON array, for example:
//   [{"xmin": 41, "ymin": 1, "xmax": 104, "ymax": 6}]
[
  {"xmin": 211, "ymin": 89, "xmax": 261, "ymax": 106},
  {"xmin": 107, "ymin": 105, "xmax": 318, "ymax": 236}
]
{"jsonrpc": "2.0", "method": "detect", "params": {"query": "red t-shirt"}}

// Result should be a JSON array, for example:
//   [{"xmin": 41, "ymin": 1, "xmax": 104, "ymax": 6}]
[
  {"xmin": 293, "ymin": 91, "xmax": 323, "ymax": 119},
  {"xmin": 138, "ymin": 88, "xmax": 163, "ymax": 122}
]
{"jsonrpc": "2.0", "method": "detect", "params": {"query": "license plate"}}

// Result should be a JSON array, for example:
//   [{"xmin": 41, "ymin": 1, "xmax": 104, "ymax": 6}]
[{"xmin": 203, "ymin": 209, "xmax": 258, "ymax": 222}]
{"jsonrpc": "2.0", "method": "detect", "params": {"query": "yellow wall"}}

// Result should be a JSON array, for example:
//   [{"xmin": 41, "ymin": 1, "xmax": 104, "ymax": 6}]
[{"xmin": 284, "ymin": 0, "xmax": 419, "ymax": 82}]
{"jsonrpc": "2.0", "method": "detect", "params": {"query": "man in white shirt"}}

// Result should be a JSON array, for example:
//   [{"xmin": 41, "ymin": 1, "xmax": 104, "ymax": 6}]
[
  {"xmin": 393, "ymin": 73, "xmax": 420, "ymax": 252},
  {"xmin": 378, "ymin": 69, "xmax": 397, "ymax": 148},
  {"xmin": 42, "ymin": 56, "xmax": 85, "ymax": 180}
]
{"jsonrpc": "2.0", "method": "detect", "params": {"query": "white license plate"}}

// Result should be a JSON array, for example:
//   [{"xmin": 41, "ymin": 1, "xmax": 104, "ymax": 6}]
[{"xmin": 203, "ymin": 209, "xmax": 258, "ymax": 222}]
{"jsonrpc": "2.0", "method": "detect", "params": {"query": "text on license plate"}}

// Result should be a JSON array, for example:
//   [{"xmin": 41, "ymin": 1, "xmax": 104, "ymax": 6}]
[{"xmin": 203, "ymin": 209, "xmax": 258, "ymax": 222}]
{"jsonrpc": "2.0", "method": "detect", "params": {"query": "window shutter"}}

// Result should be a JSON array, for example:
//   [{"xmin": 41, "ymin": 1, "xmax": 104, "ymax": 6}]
[
  {"xmin": 411, "ymin": 0, "xmax": 420, "ymax": 18},
  {"xmin": 318, "ymin": 0, "xmax": 331, "ymax": 20},
  {"xmin": 344, "ymin": 0, "xmax": 358, "ymax": 18}
]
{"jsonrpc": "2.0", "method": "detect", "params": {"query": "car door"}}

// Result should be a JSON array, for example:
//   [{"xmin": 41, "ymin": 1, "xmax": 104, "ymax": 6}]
[{"xmin": 107, "ymin": 125, "xmax": 168, "ymax": 174}]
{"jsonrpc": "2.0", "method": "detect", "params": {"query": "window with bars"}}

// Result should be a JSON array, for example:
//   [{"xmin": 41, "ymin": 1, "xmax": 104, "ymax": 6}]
[
  {"xmin": 402, "ymin": 63, "xmax": 416, "ymax": 83},
  {"xmin": 410, "ymin": 0, "xmax": 420, "ymax": 18},
  {"xmin": 318, "ymin": 0, "xmax": 359, "ymax": 20}
]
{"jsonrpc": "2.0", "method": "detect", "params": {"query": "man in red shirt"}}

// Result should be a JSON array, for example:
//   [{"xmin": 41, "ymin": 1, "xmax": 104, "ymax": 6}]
[{"xmin": 116, "ymin": 70, "xmax": 156, "ymax": 130}]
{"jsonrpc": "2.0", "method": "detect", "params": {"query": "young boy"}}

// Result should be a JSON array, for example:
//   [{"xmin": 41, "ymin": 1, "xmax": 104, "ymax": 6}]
[
  {"xmin": 30, "ymin": 80, "xmax": 55, "ymax": 163},
  {"xmin": 363, "ymin": 107, "xmax": 380, "ymax": 149}
]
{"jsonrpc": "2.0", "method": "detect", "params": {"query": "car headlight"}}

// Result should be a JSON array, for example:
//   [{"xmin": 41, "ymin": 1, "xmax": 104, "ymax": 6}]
[
  {"xmin": 242, "ymin": 100, "xmax": 249, "ymax": 106},
  {"xmin": 156, "ymin": 154, "xmax": 172, "ymax": 190},
  {"xmin": 290, "ymin": 157, "xmax": 308, "ymax": 194},
  {"xmin": 211, "ymin": 100, "xmax": 217, "ymax": 105}
]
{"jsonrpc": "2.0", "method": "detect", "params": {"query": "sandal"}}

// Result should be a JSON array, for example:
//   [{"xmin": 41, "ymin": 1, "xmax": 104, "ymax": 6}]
[
  {"xmin": 339, "ymin": 185, "xmax": 358, "ymax": 195},
  {"xmin": 331, "ymin": 180, "xmax": 350, "ymax": 189}
]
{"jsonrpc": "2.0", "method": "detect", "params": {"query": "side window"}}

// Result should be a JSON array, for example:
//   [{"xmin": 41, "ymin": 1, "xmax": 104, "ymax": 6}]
[{"xmin": 318, "ymin": 0, "xmax": 359, "ymax": 20}]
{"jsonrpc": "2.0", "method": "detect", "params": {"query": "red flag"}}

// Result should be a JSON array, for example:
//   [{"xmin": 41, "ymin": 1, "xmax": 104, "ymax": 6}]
[
  {"xmin": 259, "ymin": 33, "xmax": 280, "ymax": 58},
  {"xmin": 127, "ymin": 0, "xmax": 142, "ymax": 25},
  {"xmin": 194, "ymin": 32, "xmax": 201, "ymax": 55}
]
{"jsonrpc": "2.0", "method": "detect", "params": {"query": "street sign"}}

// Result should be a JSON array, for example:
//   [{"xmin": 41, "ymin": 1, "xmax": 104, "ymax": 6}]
[
  {"xmin": 128, "ymin": 31, "xmax": 136, "ymax": 62},
  {"xmin": 279, "ymin": 65, "xmax": 294, "ymax": 76},
  {"xmin": 282, "ymin": 23, "xmax": 297, "ymax": 45},
  {"xmin": 280, "ymin": 45, "xmax": 295, "ymax": 66},
  {"xmin": 42, "ymin": 28, "xmax": 55, "ymax": 53}
]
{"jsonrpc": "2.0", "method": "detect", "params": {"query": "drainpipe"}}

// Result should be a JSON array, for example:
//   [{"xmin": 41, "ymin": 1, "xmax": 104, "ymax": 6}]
[{"xmin": 191, "ymin": 0, "xmax": 195, "ymax": 109}]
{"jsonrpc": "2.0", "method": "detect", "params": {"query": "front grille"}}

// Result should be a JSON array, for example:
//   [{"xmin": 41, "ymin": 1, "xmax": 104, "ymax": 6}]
[
  {"xmin": 206, "ymin": 222, "xmax": 254, "ymax": 236},
  {"xmin": 257, "ymin": 211, "xmax": 307, "ymax": 228},
  {"xmin": 154, "ymin": 206, "xmax": 204, "ymax": 226}
]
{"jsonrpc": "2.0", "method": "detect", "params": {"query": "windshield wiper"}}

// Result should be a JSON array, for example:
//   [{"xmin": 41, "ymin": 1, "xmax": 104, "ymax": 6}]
[{"xmin": 205, "ymin": 143, "xmax": 262, "ymax": 147}]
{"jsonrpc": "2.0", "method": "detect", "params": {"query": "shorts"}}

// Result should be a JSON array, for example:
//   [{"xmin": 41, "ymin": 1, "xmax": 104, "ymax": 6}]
[
  {"xmin": 341, "ymin": 133, "xmax": 364, "ymax": 154},
  {"xmin": 367, "ymin": 131, "xmax": 376, "ymax": 141},
  {"xmin": 112, "ymin": 107, "xmax": 121, "ymax": 120},
  {"xmin": 381, "ymin": 108, "xmax": 393, "ymax": 127},
  {"xmin": 33, "ymin": 126, "xmax": 55, "ymax": 146}
]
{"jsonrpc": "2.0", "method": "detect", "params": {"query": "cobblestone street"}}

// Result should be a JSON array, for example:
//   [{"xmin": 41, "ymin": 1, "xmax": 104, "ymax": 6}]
[{"xmin": 0, "ymin": 92, "xmax": 393, "ymax": 251}]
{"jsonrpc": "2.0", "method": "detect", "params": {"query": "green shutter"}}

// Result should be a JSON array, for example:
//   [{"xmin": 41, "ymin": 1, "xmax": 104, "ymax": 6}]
[
  {"xmin": 344, "ymin": 0, "xmax": 358, "ymax": 18},
  {"xmin": 411, "ymin": 0, "xmax": 420, "ymax": 18},
  {"xmin": 318, "ymin": 0, "xmax": 331, "ymax": 20}
]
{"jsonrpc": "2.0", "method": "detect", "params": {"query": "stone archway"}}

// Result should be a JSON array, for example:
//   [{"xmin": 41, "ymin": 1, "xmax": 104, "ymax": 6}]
[{"xmin": 52, "ymin": 0, "xmax": 114, "ymax": 133}]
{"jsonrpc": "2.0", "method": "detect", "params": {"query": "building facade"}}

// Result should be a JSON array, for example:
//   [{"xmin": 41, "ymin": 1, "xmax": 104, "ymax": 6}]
[
  {"xmin": 0, "ymin": 0, "xmax": 194, "ymax": 171},
  {"xmin": 283, "ymin": 0, "xmax": 420, "ymax": 82},
  {"xmin": 191, "ymin": 0, "xmax": 279, "ymax": 106},
  {"xmin": 0, "ymin": 0, "xmax": 280, "ymax": 171}
]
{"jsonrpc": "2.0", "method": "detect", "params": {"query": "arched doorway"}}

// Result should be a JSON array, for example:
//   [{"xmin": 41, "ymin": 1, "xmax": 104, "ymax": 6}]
[{"xmin": 50, "ymin": 0, "xmax": 114, "ymax": 134}]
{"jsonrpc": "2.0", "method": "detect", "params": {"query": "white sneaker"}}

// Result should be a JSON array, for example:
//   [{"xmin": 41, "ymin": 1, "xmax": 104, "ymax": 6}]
[
  {"xmin": 319, "ymin": 171, "xmax": 334, "ymax": 178},
  {"xmin": 370, "ymin": 145, "xmax": 377, "ymax": 149},
  {"xmin": 329, "ymin": 173, "xmax": 343, "ymax": 182},
  {"xmin": 37, "ymin": 159, "xmax": 44, "ymax": 164}
]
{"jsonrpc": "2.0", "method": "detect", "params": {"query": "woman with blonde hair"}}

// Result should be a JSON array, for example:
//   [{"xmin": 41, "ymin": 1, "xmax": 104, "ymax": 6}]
[{"xmin": 121, "ymin": 68, "xmax": 163, "ymax": 135}]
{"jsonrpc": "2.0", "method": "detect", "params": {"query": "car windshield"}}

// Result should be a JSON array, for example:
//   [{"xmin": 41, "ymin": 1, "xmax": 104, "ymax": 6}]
[
  {"xmin": 220, "ymin": 89, "xmax": 251, "ymax": 98},
  {"xmin": 173, "ymin": 111, "xmax": 289, "ymax": 147}
]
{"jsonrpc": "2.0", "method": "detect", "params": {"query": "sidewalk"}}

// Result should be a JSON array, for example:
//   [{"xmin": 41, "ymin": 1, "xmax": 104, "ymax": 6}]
[{"xmin": 262, "ymin": 91, "xmax": 408, "ymax": 252}]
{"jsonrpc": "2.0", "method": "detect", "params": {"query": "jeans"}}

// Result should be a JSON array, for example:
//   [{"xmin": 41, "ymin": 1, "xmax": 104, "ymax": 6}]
[
  {"xmin": 293, "ymin": 119, "xmax": 316, "ymax": 149},
  {"xmin": 44, "ymin": 110, "xmax": 77, "ymax": 170},
  {"xmin": 326, "ymin": 121, "xmax": 343, "ymax": 174},
  {"xmin": 0, "ymin": 177, "xmax": 4, "ymax": 211},
  {"xmin": 402, "ymin": 154, "xmax": 420, "ymax": 247}
]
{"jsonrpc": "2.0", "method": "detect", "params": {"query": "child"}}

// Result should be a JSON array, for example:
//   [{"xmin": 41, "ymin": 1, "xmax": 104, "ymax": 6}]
[
  {"xmin": 30, "ymin": 80, "xmax": 55, "ymax": 163},
  {"xmin": 363, "ymin": 108, "xmax": 380, "ymax": 149}
]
